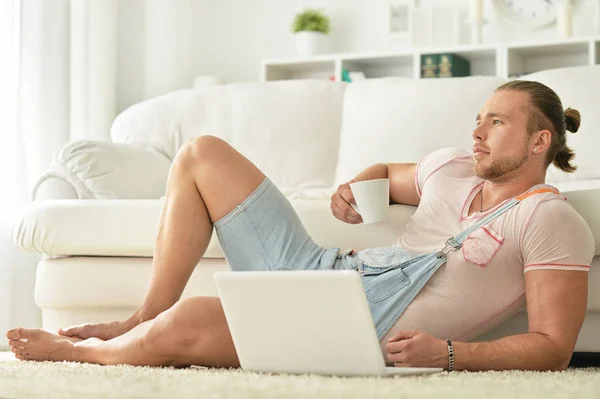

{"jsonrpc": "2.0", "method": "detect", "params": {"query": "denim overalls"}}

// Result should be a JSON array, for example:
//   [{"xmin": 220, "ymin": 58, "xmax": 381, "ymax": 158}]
[{"xmin": 339, "ymin": 188, "xmax": 559, "ymax": 340}]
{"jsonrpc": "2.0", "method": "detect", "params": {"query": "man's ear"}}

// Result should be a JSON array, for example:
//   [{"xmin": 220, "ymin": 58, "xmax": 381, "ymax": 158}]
[{"xmin": 532, "ymin": 129, "xmax": 552, "ymax": 153}]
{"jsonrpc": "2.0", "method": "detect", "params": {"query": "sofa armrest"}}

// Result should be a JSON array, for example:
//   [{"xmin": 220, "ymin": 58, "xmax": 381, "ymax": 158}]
[{"xmin": 32, "ymin": 140, "xmax": 172, "ymax": 200}]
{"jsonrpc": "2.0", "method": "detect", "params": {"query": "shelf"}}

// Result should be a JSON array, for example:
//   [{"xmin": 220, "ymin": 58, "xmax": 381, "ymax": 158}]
[
  {"xmin": 261, "ymin": 37, "xmax": 600, "ymax": 82},
  {"xmin": 420, "ymin": 47, "xmax": 497, "ymax": 77},
  {"xmin": 506, "ymin": 40, "xmax": 590, "ymax": 77},
  {"xmin": 342, "ymin": 53, "xmax": 415, "ymax": 79}
]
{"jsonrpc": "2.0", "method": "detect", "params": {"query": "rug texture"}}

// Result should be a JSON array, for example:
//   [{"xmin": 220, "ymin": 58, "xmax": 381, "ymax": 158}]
[{"xmin": 1, "ymin": 352, "xmax": 599, "ymax": 399}]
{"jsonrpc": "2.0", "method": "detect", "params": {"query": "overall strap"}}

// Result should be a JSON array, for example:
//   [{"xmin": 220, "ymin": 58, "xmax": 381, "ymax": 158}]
[{"xmin": 449, "ymin": 187, "xmax": 560, "ymax": 248}]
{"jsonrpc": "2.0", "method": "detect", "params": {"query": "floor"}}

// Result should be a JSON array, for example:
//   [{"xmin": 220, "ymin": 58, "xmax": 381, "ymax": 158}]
[{"xmin": 1, "ymin": 352, "xmax": 600, "ymax": 399}]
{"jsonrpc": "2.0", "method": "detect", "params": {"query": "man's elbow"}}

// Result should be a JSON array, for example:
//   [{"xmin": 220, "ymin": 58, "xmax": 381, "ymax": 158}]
[
  {"xmin": 554, "ymin": 353, "xmax": 572, "ymax": 372},
  {"xmin": 548, "ymin": 342, "xmax": 573, "ymax": 372},
  {"xmin": 534, "ymin": 333, "xmax": 573, "ymax": 371},
  {"xmin": 547, "ymin": 359, "xmax": 570, "ymax": 372}
]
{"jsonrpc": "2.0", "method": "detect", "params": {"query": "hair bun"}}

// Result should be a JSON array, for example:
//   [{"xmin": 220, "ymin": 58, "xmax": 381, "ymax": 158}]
[{"xmin": 564, "ymin": 107, "xmax": 581, "ymax": 133}]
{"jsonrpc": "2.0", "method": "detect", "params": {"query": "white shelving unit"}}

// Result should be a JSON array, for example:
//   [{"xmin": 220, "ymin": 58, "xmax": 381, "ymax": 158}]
[{"xmin": 262, "ymin": 37, "xmax": 600, "ymax": 81}]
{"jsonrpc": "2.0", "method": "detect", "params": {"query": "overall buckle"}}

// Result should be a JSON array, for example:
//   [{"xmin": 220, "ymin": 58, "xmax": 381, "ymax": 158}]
[{"xmin": 436, "ymin": 238, "xmax": 461, "ymax": 259}]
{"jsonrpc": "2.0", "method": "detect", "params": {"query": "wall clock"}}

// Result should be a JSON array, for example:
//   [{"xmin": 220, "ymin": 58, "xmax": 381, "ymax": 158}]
[{"xmin": 493, "ymin": 0, "xmax": 563, "ymax": 29}]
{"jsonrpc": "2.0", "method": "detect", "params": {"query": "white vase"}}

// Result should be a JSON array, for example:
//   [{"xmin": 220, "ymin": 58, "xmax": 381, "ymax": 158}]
[{"xmin": 295, "ymin": 31, "xmax": 328, "ymax": 57}]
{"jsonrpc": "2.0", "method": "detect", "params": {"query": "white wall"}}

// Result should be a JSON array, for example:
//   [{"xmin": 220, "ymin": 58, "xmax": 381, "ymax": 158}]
[
  {"xmin": 117, "ymin": 0, "xmax": 203, "ymax": 112},
  {"xmin": 117, "ymin": 0, "xmax": 598, "ymax": 111}
]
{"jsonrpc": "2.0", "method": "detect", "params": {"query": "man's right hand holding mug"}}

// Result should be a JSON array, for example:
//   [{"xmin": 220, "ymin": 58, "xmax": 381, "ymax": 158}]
[{"xmin": 330, "ymin": 180, "xmax": 363, "ymax": 224}]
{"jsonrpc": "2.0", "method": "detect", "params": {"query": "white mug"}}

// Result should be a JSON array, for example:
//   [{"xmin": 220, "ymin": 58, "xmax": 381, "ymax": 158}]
[{"xmin": 349, "ymin": 178, "xmax": 390, "ymax": 224}]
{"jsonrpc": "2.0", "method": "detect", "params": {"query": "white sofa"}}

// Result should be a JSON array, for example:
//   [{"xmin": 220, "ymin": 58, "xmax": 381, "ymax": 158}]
[{"xmin": 12, "ymin": 65, "xmax": 600, "ymax": 353}]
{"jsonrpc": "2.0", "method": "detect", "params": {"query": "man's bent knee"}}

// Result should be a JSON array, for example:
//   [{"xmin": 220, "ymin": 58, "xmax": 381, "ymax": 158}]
[{"xmin": 177, "ymin": 135, "xmax": 230, "ymax": 167}]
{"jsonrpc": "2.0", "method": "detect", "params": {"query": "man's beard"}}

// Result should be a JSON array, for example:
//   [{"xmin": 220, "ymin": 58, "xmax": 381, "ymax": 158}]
[{"xmin": 474, "ymin": 147, "xmax": 529, "ymax": 181}]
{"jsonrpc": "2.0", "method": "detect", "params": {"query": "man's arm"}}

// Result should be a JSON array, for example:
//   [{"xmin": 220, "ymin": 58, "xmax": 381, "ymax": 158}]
[
  {"xmin": 332, "ymin": 162, "xmax": 419, "ymax": 224},
  {"xmin": 352, "ymin": 163, "xmax": 419, "ymax": 206},
  {"xmin": 452, "ymin": 270, "xmax": 587, "ymax": 371}
]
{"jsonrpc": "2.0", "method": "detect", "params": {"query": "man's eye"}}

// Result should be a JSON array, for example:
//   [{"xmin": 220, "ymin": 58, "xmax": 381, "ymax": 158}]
[{"xmin": 492, "ymin": 119, "xmax": 502, "ymax": 125}]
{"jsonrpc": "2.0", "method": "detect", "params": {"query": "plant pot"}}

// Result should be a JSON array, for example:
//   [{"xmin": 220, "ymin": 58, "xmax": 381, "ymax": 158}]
[{"xmin": 295, "ymin": 31, "xmax": 328, "ymax": 57}]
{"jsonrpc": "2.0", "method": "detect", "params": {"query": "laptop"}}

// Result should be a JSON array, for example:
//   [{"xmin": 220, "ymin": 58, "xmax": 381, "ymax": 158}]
[{"xmin": 214, "ymin": 270, "xmax": 444, "ymax": 377}]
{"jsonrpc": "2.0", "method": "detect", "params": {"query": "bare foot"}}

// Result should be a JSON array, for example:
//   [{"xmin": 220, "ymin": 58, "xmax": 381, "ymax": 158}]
[
  {"xmin": 6, "ymin": 328, "xmax": 83, "ymax": 362},
  {"xmin": 58, "ymin": 320, "xmax": 135, "ymax": 341}
]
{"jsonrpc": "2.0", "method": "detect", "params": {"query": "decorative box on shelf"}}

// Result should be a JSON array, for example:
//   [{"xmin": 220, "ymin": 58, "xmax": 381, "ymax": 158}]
[{"xmin": 261, "ymin": 36, "xmax": 600, "ymax": 82}]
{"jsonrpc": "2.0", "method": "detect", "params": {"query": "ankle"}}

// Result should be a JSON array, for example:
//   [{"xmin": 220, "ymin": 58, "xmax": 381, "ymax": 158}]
[
  {"xmin": 130, "ymin": 305, "xmax": 163, "ymax": 325},
  {"xmin": 127, "ymin": 310, "xmax": 148, "ymax": 327}
]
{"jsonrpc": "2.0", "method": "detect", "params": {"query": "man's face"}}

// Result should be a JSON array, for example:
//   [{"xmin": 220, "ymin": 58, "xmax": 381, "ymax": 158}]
[{"xmin": 472, "ymin": 90, "xmax": 533, "ymax": 181}]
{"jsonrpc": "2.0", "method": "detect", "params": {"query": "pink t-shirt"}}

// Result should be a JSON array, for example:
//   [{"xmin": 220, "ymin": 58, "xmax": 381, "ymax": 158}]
[{"xmin": 381, "ymin": 147, "xmax": 595, "ymax": 352}]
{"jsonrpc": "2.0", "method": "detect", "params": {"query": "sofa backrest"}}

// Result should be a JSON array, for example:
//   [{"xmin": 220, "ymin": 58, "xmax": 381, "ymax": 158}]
[
  {"xmin": 111, "ymin": 65, "xmax": 599, "ymax": 192},
  {"xmin": 111, "ymin": 80, "xmax": 346, "ymax": 190},
  {"xmin": 334, "ymin": 76, "xmax": 505, "ymax": 185},
  {"xmin": 335, "ymin": 66, "xmax": 600, "ymax": 189}
]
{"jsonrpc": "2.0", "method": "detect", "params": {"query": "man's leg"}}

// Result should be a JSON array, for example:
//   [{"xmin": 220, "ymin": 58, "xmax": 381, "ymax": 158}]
[
  {"xmin": 8, "ymin": 296, "xmax": 239, "ymax": 367},
  {"xmin": 59, "ymin": 136, "xmax": 266, "ymax": 340}
]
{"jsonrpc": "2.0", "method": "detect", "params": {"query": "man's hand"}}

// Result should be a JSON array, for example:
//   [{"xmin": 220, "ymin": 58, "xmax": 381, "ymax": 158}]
[
  {"xmin": 330, "ymin": 180, "xmax": 363, "ymax": 224},
  {"xmin": 385, "ymin": 330, "xmax": 448, "ymax": 369}
]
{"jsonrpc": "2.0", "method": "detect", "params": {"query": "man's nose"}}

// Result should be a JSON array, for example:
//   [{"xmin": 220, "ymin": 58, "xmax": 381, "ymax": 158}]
[{"xmin": 472, "ymin": 124, "xmax": 486, "ymax": 141}]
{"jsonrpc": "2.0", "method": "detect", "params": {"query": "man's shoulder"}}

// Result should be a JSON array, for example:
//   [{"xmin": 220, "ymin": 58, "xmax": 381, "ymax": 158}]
[
  {"xmin": 421, "ymin": 147, "xmax": 471, "ymax": 165},
  {"xmin": 521, "ymin": 190, "xmax": 592, "ymax": 238},
  {"xmin": 418, "ymin": 147, "xmax": 473, "ymax": 179},
  {"xmin": 525, "ymin": 191, "xmax": 580, "ymax": 220},
  {"xmin": 520, "ymin": 188, "xmax": 595, "ymax": 267}
]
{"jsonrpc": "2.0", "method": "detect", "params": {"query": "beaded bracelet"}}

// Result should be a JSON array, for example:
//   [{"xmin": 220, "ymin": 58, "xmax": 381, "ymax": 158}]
[{"xmin": 446, "ymin": 339, "xmax": 454, "ymax": 372}]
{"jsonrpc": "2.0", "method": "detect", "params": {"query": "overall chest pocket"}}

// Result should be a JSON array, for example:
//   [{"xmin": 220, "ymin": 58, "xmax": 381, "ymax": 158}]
[
  {"xmin": 461, "ymin": 225, "xmax": 504, "ymax": 268},
  {"xmin": 358, "ymin": 247, "xmax": 415, "ymax": 302},
  {"xmin": 361, "ymin": 266, "xmax": 411, "ymax": 302}
]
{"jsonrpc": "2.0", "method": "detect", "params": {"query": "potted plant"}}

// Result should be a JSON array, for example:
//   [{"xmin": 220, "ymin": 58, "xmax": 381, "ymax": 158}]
[{"xmin": 292, "ymin": 9, "xmax": 331, "ymax": 57}]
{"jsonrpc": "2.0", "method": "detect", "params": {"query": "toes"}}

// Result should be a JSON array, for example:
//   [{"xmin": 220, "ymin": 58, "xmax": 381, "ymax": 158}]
[
  {"xmin": 6, "ymin": 328, "xmax": 24, "ymax": 340},
  {"xmin": 58, "ymin": 325, "xmax": 80, "ymax": 334},
  {"xmin": 15, "ymin": 353, "xmax": 32, "ymax": 361},
  {"xmin": 59, "ymin": 325, "xmax": 87, "ymax": 338},
  {"xmin": 8, "ymin": 340, "xmax": 27, "ymax": 348},
  {"xmin": 11, "ymin": 347, "xmax": 28, "ymax": 355},
  {"xmin": 58, "ymin": 327, "xmax": 74, "ymax": 336}
]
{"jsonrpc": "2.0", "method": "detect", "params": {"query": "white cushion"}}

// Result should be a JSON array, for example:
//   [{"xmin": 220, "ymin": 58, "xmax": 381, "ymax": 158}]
[
  {"xmin": 521, "ymin": 65, "xmax": 600, "ymax": 185},
  {"xmin": 230, "ymin": 80, "xmax": 345, "ymax": 189},
  {"xmin": 334, "ymin": 76, "xmax": 505, "ymax": 185},
  {"xmin": 11, "ymin": 198, "xmax": 409, "ymax": 259},
  {"xmin": 110, "ymin": 87, "xmax": 234, "ymax": 160},
  {"xmin": 38, "ymin": 140, "xmax": 172, "ymax": 199},
  {"xmin": 111, "ymin": 80, "xmax": 346, "ymax": 190},
  {"xmin": 13, "ymin": 188, "xmax": 600, "ymax": 258}
]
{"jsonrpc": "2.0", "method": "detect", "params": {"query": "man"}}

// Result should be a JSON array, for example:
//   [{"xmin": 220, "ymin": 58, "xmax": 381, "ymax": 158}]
[{"xmin": 6, "ymin": 80, "xmax": 594, "ymax": 372}]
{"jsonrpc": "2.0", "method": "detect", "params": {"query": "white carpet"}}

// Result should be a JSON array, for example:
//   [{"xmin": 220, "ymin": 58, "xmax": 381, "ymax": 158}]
[{"xmin": 1, "ymin": 352, "xmax": 599, "ymax": 399}]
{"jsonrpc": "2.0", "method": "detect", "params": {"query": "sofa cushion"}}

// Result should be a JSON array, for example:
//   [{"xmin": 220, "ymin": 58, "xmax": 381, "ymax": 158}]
[
  {"xmin": 229, "ymin": 80, "xmax": 345, "ymax": 189},
  {"xmin": 12, "ymin": 187, "xmax": 600, "ymax": 258},
  {"xmin": 11, "ymin": 198, "xmax": 409, "ymax": 258},
  {"xmin": 110, "ymin": 87, "xmax": 234, "ymax": 160},
  {"xmin": 110, "ymin": 80, "xmax": 346, "ymax": 190},
  {"xmin": 334, "ymin": 76, "xmax": 506, "ymax": 186},
  {"xmin": 33, "ymin": 140, "xmax": 172, "ymax": 200},
  {"xmin": 521, "ymin": 65, "xmax": 600, "ymax": 185}
]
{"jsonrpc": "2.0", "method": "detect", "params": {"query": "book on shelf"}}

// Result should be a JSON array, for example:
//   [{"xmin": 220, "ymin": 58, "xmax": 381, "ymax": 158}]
[
  {"xmin": 438, "ymin": 53, "xmax": 470, "ymax": 78},
  {"xmin": 421, "ymin": 53, "xmax": 471, "ymax": 78},
  {"xmin": 421, "ymin": 54, "xmax": 438, "ymax": 78}
]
